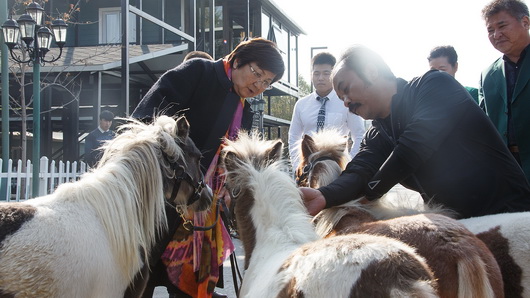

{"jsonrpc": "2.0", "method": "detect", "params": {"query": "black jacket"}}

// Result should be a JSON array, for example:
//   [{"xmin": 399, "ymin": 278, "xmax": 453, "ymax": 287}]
[
  {"xmin": 319, "ymin": 70, "xmax": 530, "ymax": 219},
  {"xmin": 132, "ymin": 59, "xmax": 254, "ymax": 170},
  {"xmin": 84, "ymin": 128, "xmax": 115, "ymax": 168}
]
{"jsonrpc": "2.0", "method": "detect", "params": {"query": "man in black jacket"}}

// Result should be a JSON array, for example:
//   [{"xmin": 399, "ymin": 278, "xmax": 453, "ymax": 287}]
[
  {"xmin": 84, "ymin": 110, "xmax": 115, "ymax": 168},
  {"xmin": 300, "ymin": 45, "xmax": 530, "ymax": 219}
]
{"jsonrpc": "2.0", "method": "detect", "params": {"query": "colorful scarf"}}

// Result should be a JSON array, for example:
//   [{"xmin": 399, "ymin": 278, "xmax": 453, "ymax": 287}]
[{"xmin": 161, "ymin": 59, "xmax": 242, "ymax": 297}]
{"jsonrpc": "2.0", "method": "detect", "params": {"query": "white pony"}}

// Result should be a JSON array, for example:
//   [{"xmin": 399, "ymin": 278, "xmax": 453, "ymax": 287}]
[
  {"xmin": 460, "ymin": 212, "xmax": 530, "ymax": 298},
  {"xmin": 221, "ymin": 132, "xmax": 438, "ymax": 298},
  {"xmin": 0, "ymin": 116, "xmax": 212, "ymax": 297}
]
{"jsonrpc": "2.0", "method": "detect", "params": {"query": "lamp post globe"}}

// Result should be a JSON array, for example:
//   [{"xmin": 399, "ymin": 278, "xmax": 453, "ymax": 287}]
[
  {"xmin": 16, "ymin": 14, "xmax": 36, "ymax": 46},
  {"xmin": 51, "ymin": 19, "xmax": 68, "ymax": 46},
  {"xmin": 26, "ymin": 1, "xmax": 44, "ymax": 26},
  {"xmin": 1, "ymin": 18, "xmax": 19, "ymax": 48}
]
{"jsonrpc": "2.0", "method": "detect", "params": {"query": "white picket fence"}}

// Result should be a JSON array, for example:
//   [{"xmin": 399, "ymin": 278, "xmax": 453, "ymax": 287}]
[{"xmin": 0, "ymin": 157, "xmax": 88, "ymax": 201}]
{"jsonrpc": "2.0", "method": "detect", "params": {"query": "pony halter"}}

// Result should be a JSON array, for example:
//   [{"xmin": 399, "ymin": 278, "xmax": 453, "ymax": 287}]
[
  {"xmin": 296, "ymin": 156, "xmax": 335, "ymax": 186},
  {"xmin": 163, "ymin": 152, "xmax": 206, "ymax": 207}
]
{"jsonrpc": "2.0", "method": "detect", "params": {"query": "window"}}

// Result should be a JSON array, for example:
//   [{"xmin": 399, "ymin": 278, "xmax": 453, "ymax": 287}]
[
  {"xmin": 290, "ymin": 33, "xmax": 298, "ymax": 85},
  {"xmin": 261, "ymin": 12, "xmax": 270, "ymax": 40},
  {"xmin": 99, "ymin": 8, "xmax": 137, "ymax": 44}
]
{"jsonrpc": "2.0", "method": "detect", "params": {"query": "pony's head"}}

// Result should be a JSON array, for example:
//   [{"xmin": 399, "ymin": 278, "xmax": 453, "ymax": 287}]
[
  {"xmin": 221, "ymin": 131, "xmax": 284, "ymax": 217},
  {"xmin": 99, "ymin": 115, "xmax": 213, "ymax": 213},
  {"xmin": 220, "ymin": 132, "xmax": 286, "ymax": 268},
  {"xmin": 221, "ymin": 131, "xmax": 284, "ymax": 204},
  {"xmin": 164, "ymin": 116, "xmax": 213, "ymax": 212},
  {"xmin": 296, "ymin": 129, "xmax": 351, "ymax": 188}
]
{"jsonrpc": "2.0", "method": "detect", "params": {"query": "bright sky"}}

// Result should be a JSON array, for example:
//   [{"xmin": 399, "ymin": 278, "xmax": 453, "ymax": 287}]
[{"xmin": 280, "ymin": 0, "xmax": 511, "ymax": 88}]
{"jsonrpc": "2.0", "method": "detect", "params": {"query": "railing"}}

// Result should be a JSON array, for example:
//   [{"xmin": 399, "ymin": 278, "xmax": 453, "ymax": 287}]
[{"xmin": 0, "ymin": 157, "xmax": 88, "ymax": 201}]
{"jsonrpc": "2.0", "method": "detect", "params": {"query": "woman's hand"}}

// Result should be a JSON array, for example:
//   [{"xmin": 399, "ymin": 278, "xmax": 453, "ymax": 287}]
[{"xmin": 299, "ymin": 187, "xmax": 326, "ymax": 216}]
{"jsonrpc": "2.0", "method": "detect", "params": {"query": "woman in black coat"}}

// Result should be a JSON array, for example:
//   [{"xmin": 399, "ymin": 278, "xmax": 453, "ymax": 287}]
[{"xmin": 132, "ymin": 38, "xmax": 285, "ymax": 298}]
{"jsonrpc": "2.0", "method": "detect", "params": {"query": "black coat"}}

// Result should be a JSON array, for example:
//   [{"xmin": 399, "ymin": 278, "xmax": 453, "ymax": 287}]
[
  {"xmin": 132, "ymin": 59, "xmax": 254, "ymax": 170},
  {"xmin": 84, "ymin": 128, "xmax": 115, "ymax": 167},
  {"xmin": 320, "ymin": 70, "xmax": 530, "ymax": 219}
]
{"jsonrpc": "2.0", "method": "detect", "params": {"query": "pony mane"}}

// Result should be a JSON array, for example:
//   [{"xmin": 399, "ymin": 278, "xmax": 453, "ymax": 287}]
[
  {"xmin": 300, "ymin": 128, "xmax": 351, "ymax": 170},
  {"xmin": 223, "ymin": 131, "xmax": 286, "ymax": 171},
  {"xmin": 313, "ymin": 194, "xmax": 455, "ymax": 237},
  {"xmin": 52, "ymin": 116, "xmax": 185, "ymax": 280},
  {"xmin": 224, "ymin": 133, "xmax": 318, "ymax": 245}
]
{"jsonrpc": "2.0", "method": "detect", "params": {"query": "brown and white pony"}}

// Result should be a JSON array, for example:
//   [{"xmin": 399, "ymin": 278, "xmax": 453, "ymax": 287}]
[
  {"xmin": 221, "ymin": 132, "xmax": 438, "ymax": 298},
  {"xmin": 297, "ymin": 130, "xmax": 504, "ymax": 298},
  {"xmin": 0, "ymin": 116, "xmax": 212, "ymax": 297},
  {"xmin": 459, "ymin": 212, "xmax": 530, "ymax": 298}
]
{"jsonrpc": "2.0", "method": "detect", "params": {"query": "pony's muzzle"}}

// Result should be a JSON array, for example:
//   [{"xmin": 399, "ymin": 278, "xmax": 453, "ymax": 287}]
[{"xmin": 193, "ymin": 184, "xmax": 213, "ymax": 212}]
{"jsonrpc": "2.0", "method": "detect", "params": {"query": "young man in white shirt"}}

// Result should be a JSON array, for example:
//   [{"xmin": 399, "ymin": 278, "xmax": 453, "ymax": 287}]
[{"xmin": 288, "ymin": 52, "xmax": 366, "ymax": 172}]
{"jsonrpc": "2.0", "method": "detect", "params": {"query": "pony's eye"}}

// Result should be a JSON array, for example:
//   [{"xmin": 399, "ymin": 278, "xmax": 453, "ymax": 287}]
[
  {"xmin": 174, "ymin": 165, "xmax": 185, "ymax": 176},
  {"xmin": 303, "ymin": 164, "xmax": 312, "ymax": 173}
]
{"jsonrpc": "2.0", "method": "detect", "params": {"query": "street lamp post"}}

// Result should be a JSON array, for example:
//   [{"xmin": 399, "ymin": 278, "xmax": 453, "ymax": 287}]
[{"xmin": 2, "ymin": 1, "xmax": 67, "ymax": 197}]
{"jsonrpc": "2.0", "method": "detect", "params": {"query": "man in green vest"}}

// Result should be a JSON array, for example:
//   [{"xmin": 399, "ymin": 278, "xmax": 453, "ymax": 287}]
[{"xmin": 480, "ymin": 0, "xmax": 530, "ymax": 183}]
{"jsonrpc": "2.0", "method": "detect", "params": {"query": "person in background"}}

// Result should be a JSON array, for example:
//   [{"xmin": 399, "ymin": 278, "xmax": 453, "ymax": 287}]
[
  {"xmin": 132, "ymin": 37, "xmax": 284, "ymax": 298},
  {"xmin": 299, "ymin": 45, "xmax": 530, "ymax": 220},
  {"xmin": 288, "ymin": 52, "xmax": 365, "ymax": 171},
  {"xmin": 427, "ymin": 45, "xmax": 479, "ymax": 103},
  {"xmin": 84, "ymin": 109, "xmax": 115, "ymax": 168},
  {"xmin": 479, "ymin": 0, "xmax": 530, "ymax": 183},
  {"xmin": 184, "ymin": 50, "xmax": 213, "ymax": 61}
]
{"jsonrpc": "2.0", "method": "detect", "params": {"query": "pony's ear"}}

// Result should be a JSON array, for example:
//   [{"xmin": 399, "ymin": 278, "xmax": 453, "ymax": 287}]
[
  {"xmin": 339, "ymin": 135, "xmax": 349, "ymax": 152},
  {"xmin": 222, "ymin": 151, "xmax": 239, "ymax": 172},
  {"xmin": 176, "ymin": 116, "xmax": 190, "ymax": 139},
  {"xmin": 266, "ymin": 140, "xmax": 284, "ymax": 162},
  {"xmin": 301, "ymin": 134, "xmax": 317, "ymax": 158}
]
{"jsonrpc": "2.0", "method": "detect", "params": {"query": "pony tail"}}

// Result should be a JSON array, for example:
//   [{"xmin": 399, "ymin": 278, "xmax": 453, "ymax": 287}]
[{"xmin": 457, "ymin": 256, "xmax": 495, "ymax": 298}]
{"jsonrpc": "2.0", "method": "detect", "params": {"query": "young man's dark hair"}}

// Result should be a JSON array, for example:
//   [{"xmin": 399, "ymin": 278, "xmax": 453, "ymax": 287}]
[
  {"xmin": 312, "ymin": 52, "xmax": 336, "ymax": 68},
  {"xmin": 100, "ymin": 110, "xmax": 114, "ymax": 121},
  {"xmin": 428, "ymin": 45, "xmax": 458, "ymax": 67}
]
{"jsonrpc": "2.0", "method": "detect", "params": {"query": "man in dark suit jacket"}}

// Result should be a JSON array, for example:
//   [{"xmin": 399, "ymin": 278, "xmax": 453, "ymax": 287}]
[
  {"xmin": 84, "ymin": 110, "xmax": 115, "ymax": 168},
  {"xmin": 479, "ymin": 0, "xmax": 530, "ymax": 183}
]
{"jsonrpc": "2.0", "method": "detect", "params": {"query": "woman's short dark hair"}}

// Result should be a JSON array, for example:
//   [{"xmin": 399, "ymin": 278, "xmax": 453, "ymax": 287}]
[
  {"xmin": 482, "ymin": 0, "xmax": 529, "ymax": 21},
  {"xmin": 226, "ymin": 37, "xmax": 285, "ymax": 83},
  {"xmin": 338, "ymin": 45, "xmax": 395, "ymax": 85}
]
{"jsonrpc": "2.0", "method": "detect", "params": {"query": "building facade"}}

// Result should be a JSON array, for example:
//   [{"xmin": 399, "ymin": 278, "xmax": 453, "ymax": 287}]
[{"xmin": 2, "ymin": 0, "xmax": 303, "ymax": 162}]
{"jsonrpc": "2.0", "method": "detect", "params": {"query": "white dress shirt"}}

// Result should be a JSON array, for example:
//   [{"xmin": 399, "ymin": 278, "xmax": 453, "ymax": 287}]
[{"xmin": 288, "ymin": 89, "xmax": 366, "ymax": 171}]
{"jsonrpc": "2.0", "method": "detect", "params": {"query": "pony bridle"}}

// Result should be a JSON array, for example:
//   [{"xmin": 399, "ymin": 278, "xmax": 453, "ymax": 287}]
[
  {"xmin": 164, "ymin": 153, "xmax": 206, "ymax": 207},
  {"xmin": 296, "ymin": 156, "xmax": 335, "ymax": 186},
  {"xmin": 163, "ymin": 152, "xmax": 221, "ymax": 232}
]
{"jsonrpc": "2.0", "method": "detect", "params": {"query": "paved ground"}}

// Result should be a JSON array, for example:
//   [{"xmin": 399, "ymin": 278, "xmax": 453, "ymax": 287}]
[{"xmin": 153, "ymin": 238, "xmax": 245, "ymax": 298}]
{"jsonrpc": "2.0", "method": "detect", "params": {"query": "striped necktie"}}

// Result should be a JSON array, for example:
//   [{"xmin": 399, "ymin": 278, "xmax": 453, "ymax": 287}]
[{"xmin": 316, "ymin": 96, "xmax": 329, "ymax": 132}]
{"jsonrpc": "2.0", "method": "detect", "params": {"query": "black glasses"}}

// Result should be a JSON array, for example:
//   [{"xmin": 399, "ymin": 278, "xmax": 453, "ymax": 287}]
[{"xmin": 249, "ymin": 64, "xmax": 274, "ymax": 90}]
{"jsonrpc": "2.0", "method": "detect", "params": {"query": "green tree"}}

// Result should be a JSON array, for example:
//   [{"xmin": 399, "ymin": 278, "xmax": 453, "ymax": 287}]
[{"xmin": 297, "ymin": 74, "xmax": 311, "ymax": 98}]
